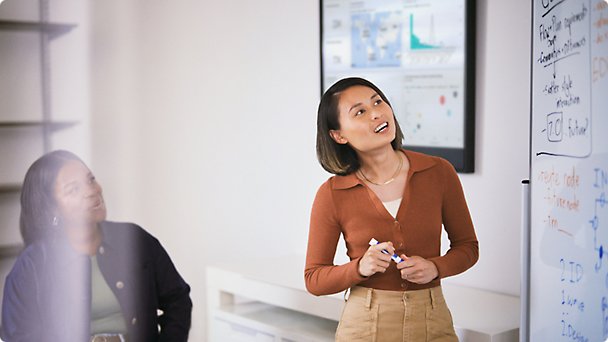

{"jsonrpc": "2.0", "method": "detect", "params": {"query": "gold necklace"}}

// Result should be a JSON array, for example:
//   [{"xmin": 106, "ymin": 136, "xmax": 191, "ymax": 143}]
[{"xmin": 358, "ymin": 154, "xmax": 403, "ymax": 186}]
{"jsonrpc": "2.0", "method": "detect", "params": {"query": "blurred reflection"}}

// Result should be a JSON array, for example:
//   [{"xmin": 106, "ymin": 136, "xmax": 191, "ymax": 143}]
[{"xmin": 1, "ymin": 150, "xmax": 192, "ymax": 342}]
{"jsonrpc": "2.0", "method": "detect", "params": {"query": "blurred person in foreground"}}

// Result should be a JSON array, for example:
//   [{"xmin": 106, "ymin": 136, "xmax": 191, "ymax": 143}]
[{"xmin": 1, "ymin": 150, "xmax": 192, "ymax": 342}]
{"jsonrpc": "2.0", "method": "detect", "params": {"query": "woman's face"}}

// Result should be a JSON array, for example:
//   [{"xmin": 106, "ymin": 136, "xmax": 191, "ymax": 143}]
[
  {"xmin": 53, "ymin": 160, "xmax": 107, "ymax": 227},
  {"xmin": 330, "ymin": 85, "xmax": 396, "ymax": 153}
]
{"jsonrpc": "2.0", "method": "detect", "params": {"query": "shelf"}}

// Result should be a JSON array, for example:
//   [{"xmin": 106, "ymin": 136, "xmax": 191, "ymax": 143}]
[
  {"xmin": 0, "ymin": 183, "xmax": 21, "ymax": 193},
  {"xmin": 0, "ymin": 20, "xmax": 76, "ymax": 38},
  {"xmin": 0, "ymin": 120, "xmax": 79, "ymax": 131},
  {"xmin": 0, "ymin": 244, "xmax": 23, "ymax": 258},
  {"xmin": 212, "ymin": 301, "xmax": 337, "ymax": 341}
]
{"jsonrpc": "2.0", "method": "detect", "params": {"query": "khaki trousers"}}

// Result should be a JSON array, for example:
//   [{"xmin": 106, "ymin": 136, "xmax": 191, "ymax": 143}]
[{"xmin": 335, "ymin": 286, "xmax": 458, "ymax": 342}]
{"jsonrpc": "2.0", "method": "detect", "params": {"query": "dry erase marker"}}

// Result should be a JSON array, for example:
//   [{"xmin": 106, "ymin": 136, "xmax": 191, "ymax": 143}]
[{"xmin": 369, "ymin": 238, "xmax": 403, "ymax": 263}]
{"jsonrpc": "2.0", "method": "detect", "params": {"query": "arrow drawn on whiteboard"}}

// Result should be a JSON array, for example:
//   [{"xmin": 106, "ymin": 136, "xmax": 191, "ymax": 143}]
[
  {"xmin": 543, "ymin": 52, "xmax": 581, "ymax": 75},
  {"xmin": 553, "ymin": 46, "xmax": 557, "ymax": 78},
  {"xmin": 553, "ymin": 42, "xmax": 557, "ymax": 78}
]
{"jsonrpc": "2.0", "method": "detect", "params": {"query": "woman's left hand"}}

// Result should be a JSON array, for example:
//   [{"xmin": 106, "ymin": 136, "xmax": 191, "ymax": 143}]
[{"xmin": 396, "ymin": 255, "xmax": 439, "ymax": 284}]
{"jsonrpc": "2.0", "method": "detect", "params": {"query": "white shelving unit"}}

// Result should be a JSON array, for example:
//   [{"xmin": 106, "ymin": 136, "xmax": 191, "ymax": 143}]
[
  {"xmin": 207, "ymin": 255, "xmax": 520, "ymax": 342},
  {"xmin": 0, "ymin": 0, "xmax": 90, "ymax": 326}
]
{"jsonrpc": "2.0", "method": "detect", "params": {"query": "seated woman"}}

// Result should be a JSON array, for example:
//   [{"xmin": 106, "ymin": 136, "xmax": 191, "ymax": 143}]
[{"xmin": 1, "ymin": 150, "xmax": 192, "ymax": 342}]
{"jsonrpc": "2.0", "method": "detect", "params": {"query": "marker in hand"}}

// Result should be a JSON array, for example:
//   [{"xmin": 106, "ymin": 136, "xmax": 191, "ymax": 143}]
[{"xmin": 369, "ymin": 238, "xmax": 404, "ymax": 263}]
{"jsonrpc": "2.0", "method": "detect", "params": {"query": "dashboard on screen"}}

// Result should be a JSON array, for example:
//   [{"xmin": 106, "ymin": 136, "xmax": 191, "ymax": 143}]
[{"xmin": 320, "ymin": 0, "xmax": 475, "ymax": 172}]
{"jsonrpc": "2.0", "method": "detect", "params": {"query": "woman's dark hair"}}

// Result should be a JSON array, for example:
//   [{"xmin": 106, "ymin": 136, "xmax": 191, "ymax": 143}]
[
  {"xmin": 316, "ymin": 77, "xmax": 405, "ymax": 175},
  {"xmin": 20, "ymin": 150, "xmax": 84, "ymax": 245}
]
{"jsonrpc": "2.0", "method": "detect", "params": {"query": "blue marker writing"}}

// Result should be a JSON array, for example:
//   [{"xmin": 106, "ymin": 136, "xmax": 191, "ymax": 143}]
[{"xmin": 369, "ymin": 238, "xmax": 403, "ymax": 263}]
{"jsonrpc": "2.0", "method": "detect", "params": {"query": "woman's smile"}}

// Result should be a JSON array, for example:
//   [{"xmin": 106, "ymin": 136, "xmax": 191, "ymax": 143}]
[{"xmin": 374, "ymin": 122, "xmax": 389, "ymax": 133}]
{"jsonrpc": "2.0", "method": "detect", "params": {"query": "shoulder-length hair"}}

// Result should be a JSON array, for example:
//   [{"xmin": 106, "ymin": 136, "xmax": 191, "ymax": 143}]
[
  {"xmin": 316, "ymin": 77, "xmax": 404, "ymax": 175},
  {"xmin": 20, "ymin": 150, "xmax": 83, "ymax": 245}
]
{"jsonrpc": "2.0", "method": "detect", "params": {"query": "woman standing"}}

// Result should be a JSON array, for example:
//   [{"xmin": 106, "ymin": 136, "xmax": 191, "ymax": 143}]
[
  {"xmin": 305, "ymin": 77, "xmax": 478, "ymax": 341},
  {"xmin": 1, "ymin": 150, "xmax": 192, "ymax": 342}
]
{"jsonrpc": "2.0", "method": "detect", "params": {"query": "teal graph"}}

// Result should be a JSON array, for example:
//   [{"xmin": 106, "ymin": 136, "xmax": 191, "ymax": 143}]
[{"xmin": 410, "ymin": 13, "xmax": 439, "ymax": 50}]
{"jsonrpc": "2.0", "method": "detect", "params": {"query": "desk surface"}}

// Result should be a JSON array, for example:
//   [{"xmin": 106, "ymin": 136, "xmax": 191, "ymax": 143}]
[{"xmin": 208, "ymin": 254, "xmax": 520, "ymax": 336}]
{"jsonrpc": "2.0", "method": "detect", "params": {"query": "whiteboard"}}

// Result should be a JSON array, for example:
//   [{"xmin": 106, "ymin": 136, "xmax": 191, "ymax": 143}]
[{"xmin": 530, "ymin": 0, "xmax": 608, "ymax": 341}]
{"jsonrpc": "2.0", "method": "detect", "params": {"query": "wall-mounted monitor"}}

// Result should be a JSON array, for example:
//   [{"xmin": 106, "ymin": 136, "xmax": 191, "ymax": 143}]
[{"xmin": 320, "ymin": 0, "xmax": 476, "ymax": 173}]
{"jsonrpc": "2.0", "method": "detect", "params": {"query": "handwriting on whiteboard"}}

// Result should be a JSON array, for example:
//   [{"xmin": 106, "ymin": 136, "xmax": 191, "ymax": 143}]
[
  {"xmin": 534, "ymin": 0, "xmax": 592, "ymax": 158},
  {"xmin": 532, "ymin": 1, "xmax": 608, "ymax": 340}
]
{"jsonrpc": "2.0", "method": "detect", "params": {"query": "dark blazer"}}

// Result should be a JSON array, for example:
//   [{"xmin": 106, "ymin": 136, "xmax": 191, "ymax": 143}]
[{"xmin": 1, "ymin": 221, "xmax": 192, "ymax": 342}]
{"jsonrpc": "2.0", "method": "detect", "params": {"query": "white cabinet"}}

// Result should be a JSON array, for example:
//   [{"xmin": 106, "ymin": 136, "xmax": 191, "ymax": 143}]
[
  {"xmin": 207, "ymin": 256, "xmax": 520, "ymax": 342},
  {"xmin": 207, "ymin": 257, "xmax": 340, "ymax": 342},
  {"xmin": 210, "ymin": 302, "xmax": 338, "ymax": 342}
]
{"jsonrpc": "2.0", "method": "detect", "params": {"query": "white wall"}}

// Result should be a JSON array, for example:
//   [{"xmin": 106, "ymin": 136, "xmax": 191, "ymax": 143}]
[
  {"xmin": 90, "ymin": 0, "xmax": 530, "ymax": 339},
  {"xmin": 447, "ymin": 0, "xmax": 531, "ymax": 295}
]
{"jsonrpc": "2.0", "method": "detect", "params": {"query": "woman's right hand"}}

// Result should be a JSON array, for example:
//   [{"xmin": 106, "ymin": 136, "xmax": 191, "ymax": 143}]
[{"xmin": 358, "ymin": 241, "xmax": 394, "ymax": 277}]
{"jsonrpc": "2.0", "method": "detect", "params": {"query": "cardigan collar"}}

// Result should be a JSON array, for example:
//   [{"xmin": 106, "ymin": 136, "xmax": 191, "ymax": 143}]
[{"xmin": 331, "ymin": 149, "xmax": 437, "ymax": 190}]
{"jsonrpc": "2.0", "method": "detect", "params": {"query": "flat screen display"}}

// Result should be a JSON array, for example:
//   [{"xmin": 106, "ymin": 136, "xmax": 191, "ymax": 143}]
[{"xmin": 320, "ymin": 0, "xmax": 475, "ymax": 172}]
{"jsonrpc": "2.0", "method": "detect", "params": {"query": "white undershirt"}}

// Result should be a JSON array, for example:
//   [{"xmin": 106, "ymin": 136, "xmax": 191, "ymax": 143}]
[{"xmin": 382, "ymin": 197, "xmax": 402, "ymax": 218}]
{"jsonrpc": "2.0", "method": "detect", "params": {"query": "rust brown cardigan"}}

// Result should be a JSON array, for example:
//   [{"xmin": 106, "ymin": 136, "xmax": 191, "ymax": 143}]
[{"xmin": 305, "ymin": 150, "xmax": 479, "ymax": 295}]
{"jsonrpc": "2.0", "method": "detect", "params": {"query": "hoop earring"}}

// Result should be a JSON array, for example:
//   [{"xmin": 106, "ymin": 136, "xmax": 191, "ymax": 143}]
[{"xmin": 52, "ymin": 216, "xmax": 59, "ymax": 226}]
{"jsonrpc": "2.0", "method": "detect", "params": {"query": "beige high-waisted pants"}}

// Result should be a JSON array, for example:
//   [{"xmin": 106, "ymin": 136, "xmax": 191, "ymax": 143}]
[{"xmin": 335, "ymin": 286, "xmax": 458, "ymax": 342}]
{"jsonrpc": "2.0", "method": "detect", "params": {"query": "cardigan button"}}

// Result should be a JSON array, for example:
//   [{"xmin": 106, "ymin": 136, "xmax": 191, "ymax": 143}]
[
  {"xmin": 98, "ymin": 246, "xmax": 105, "ymax": 255},
  {"xmin": 131, "ymin": 317, "xmax": 137, "ymax": 325},
  {"xmin": 116, "ymin": 281, "xmax": 124, "ymax": 289}
]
